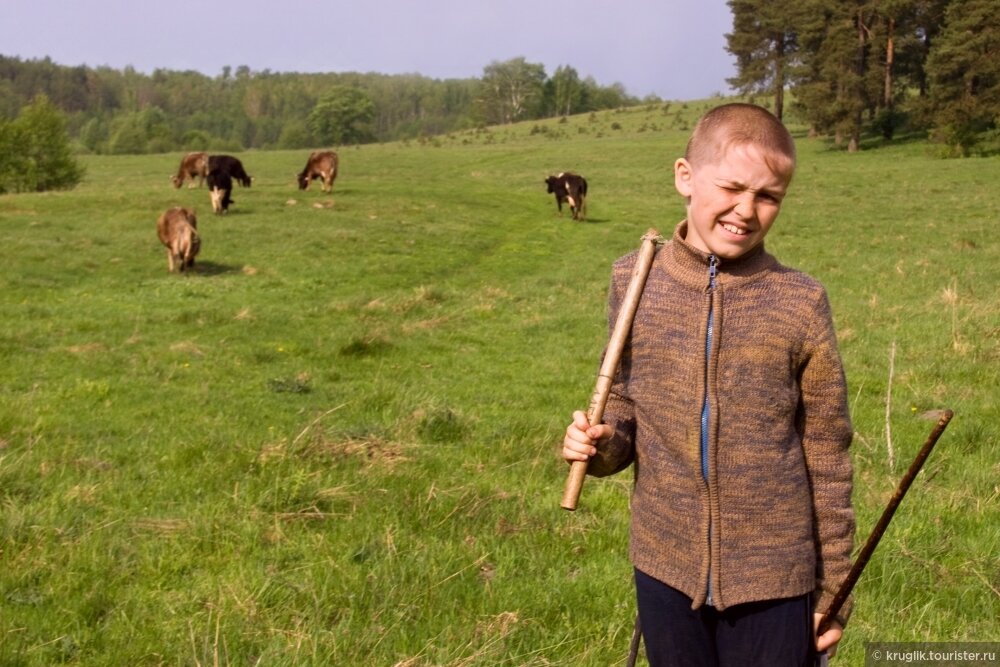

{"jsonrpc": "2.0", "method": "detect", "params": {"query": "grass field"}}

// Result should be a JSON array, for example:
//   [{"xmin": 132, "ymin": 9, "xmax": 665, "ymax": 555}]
[{"xmin": 1, "ymin": 100, "xmax": 998, "ymax": 666}]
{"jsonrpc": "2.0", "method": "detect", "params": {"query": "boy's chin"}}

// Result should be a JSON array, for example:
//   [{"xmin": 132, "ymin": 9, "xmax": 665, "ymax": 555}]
[{"xmin": 706, "ymin": 237, "xmax": 763, "ymax": 260}]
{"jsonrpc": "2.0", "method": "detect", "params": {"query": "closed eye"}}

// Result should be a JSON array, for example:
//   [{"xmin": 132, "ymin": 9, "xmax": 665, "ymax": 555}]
[{"xmin": 758, "ymin": 192, "xmax": 782, "ymax": 203}]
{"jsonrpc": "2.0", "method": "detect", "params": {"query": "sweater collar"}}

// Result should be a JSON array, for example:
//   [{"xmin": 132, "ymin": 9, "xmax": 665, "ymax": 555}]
[{"xmin": 663, "ymin": 220, "xmax": 776, "ymax": 287}]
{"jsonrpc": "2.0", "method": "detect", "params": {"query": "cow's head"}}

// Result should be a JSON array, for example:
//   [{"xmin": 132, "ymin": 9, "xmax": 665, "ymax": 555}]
[
  {"xmin": 545, "ymin": 176, "xmax": 560, "ymax": 194},
  {"xmin": 297, "ymin": 173, "xmax": 310, "ymax": 190}
]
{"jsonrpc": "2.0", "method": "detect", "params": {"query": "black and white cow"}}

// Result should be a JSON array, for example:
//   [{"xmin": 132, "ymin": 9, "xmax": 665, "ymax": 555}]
[
  {"xmin": 545, "ymin": 172, "xmax": 588, "ymax": 221},
  {"xmin": 207, "ymin": 169, "xmax": 234, "ymax": 214}
]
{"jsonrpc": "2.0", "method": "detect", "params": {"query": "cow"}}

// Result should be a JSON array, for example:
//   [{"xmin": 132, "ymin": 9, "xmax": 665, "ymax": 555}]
[
  {"xmin": 156, "ymin": 207, "xmax": 200, "ymax": 273},
  {"xmin": 208, "ymin": 154, "xmax": 252, "ymax": 187},
  {"xmin": 545, "ymin": 172, "xmax": 588, "ymax": 221},
  {"xmin": 297, "ymin": 150, "xmax": 339, "ymax": 193},
  {"xmin": 171, "ymin": 152, "xmax": 209, "ymax": 188},
  {"xmin": 207, "ymin": 169, "xmax": 234, "ymax": 214}
]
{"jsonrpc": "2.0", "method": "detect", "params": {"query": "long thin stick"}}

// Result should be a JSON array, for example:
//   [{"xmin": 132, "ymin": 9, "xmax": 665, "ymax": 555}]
[
  {"xmin": 561, "ymin": 228, "xmax": 660, "ymax": 511},
  {"xmin": 817, "ymin": 408, "xmax": 954, "ymax": 635},
  {"xmin": 625, "ymin": 614, "xmax": 642, "ymax": 667},
  {"xmin": 885, "ymin": 341, "xmax": 896, "ymax": 471}
]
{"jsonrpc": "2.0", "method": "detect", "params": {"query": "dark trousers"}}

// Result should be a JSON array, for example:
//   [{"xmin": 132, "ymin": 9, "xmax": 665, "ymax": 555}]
[{"xmin": 635, "ymin": 568, "xmax": 815, "ymax": 667}]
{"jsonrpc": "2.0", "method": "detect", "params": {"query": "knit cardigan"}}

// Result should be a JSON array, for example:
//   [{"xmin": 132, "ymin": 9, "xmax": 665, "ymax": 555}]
[{"xmin": 590, "ymin": 221, "xmax": 855, "ymax": 620}]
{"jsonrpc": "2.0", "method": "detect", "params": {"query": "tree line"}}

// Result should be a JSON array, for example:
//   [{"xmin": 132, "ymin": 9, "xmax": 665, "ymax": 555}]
[
  {"xmin": 726, "ymin": 0, "xmax": 1000, "ymax": 155},
  {"xmin": 0, "ymin": 55, "xmax": 643, "ymax": 155}
]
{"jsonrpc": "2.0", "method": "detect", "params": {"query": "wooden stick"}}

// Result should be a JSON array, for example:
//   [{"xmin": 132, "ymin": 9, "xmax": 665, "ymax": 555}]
[
  {"xmin": 625, "ymin": 613, "xmax": 642, "ymax": 667},
  {"xmin": 817, "ymin": 408, "xmax": 954, "ymax": 635},
  {"xmin": 561, "ymin": 228, "xmax": 660, "ymax": 511}
]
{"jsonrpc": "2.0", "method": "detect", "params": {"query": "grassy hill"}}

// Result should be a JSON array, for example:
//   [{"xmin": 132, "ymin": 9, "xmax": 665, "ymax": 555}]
[{"xmin": 1, "ymin": 99, "xmax": 997, "ymax": 665}]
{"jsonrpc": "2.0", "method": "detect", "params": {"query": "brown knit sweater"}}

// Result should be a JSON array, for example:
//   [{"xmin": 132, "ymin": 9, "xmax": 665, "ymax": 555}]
[{"xmin": 590, "ymin": 221, "xmax": 855, "ymax": 620}]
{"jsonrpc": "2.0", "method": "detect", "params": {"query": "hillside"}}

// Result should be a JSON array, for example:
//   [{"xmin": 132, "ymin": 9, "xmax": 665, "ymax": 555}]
[{"xmin": 1, "ymin": 102, "xmax": 997, "ymax": 665}]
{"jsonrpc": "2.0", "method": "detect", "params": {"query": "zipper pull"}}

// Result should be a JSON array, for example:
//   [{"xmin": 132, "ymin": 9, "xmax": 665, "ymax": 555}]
[{"xmin": 708, "ymin": 255, "xmax": 718, "ymax": 289}]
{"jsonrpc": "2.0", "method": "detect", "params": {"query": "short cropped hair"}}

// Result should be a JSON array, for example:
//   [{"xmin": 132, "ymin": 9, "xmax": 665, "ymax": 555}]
[{"xmin": 685, "ymin": 103, "xmax": 796, "ymax": 177}]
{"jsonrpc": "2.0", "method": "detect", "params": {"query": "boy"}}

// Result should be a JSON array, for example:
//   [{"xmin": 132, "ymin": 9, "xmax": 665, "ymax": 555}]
[{"xmin": 562, "ymin": 103, "xmax": 854, "ymax": 666}]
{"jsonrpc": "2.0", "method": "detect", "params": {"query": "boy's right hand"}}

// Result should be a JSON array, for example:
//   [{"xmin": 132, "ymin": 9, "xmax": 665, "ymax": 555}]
[{"xmin": 562, "ymin": 410, "xmax": 614, "ymax": 463}]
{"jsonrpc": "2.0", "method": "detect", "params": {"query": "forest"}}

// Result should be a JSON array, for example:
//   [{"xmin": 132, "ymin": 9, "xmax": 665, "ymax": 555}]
[
  {"xmin": 725, "ymin": 0, "xmax": 1000, "ymax": 155},
  {"xmin": 0, "ymin": 55, "xmax": 642, "ymax": 154}
]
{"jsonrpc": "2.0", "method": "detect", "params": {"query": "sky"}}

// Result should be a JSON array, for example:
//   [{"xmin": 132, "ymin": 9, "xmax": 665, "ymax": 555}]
[{"xmin": 0, "ymin": 0, "xmax": 737, "ymax": 101}]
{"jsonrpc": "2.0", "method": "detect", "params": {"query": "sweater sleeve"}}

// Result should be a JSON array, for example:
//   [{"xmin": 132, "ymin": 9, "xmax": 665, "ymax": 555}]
[
  {"xmin": 798, "ymin": 288, "xmax": 856, "ymax": 624},
  {"xmin": 587, "ymin": 256, "xmax": 638, "ymax": 478}
]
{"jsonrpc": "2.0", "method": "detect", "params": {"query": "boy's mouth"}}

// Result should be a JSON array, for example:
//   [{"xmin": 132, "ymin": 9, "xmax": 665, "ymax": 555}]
[{"xmin": 720, "ymin": 222, "xmax": 749, "ymax": 236}]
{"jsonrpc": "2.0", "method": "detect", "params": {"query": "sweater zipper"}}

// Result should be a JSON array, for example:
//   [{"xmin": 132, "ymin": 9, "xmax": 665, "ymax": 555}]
[{"xmin": 701, "ymin": 254, "xmax": 718, "ymax": 606}]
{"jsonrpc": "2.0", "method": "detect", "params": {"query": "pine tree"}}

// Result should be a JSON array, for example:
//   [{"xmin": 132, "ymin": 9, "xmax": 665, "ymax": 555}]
[
  {"xmin": 925, "ymin": 0, "xmax": 1000, "ymax": 154},
  {"xmin": 725, "ymin": 0, "xmax": 801, "ymax": 119},
  {"xmin": 791, "ymin": 0, "xmax": 880, "ymax": 151}
]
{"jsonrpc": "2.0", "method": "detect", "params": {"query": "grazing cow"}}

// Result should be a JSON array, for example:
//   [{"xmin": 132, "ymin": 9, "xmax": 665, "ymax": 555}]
[
  {"xmin": 171, "ymin": 152, "xmax": 209, "ymax": 188},
  {"xmin": 297, "ymin": 150, "xmax": 339, "ymax": 193},
  {"xmin": 208, "ymin": 154, "xmax": 252, "ymax": 187},
  {"xmin": 156, "ymin": 207, "xmax": 200, "ymax": 273},
  {"xmin": 545, "ymin": 172, "xmax": 588, "ymax": 221},
  {"xmin": 207, "ymin": 169, "xmax": 234, "ymax": 214}
]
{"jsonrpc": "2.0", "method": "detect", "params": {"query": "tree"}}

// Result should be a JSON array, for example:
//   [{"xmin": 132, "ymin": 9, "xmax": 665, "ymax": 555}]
[
  {"xmin": 791, "ymin": 0, "xmax": 879, "ymax": 151},
  {"xmin": 0, "ymin": 94, "xmax": 84, "ymax": 193},
  {"xmin": 726, "ymin": 0, "xmax": 802, "ymax": 119},
  {"xmin": 549, "ymin": 65, "xmax": 584, "ymax": 117},
  {"xmin": 107, "ymin": 107, "xmax": 173, "ymax": 154},
  {"xmin": 925, "ymin": 0, "xmax": 1000, "ymax": 154},
  {"xmin": 307, "ymin": 85, "xmax": 376, "ymax": 145},
  {"xmin": 477, "ymin": 57, "xmax": 546, "ymax": 125}
]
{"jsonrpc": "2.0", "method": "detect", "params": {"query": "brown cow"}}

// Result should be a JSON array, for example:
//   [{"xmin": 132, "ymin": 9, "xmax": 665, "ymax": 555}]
[
  {"xmin": 297, "ymin": 150, "xmax": 339, "ymax": 193},
  {"xmin": 171, "ymin": 152, "xmax": 209, "ymax": 188},
  {"xmin": 156, "ymin": 207, "xmax": 201, "ymax": 273}
]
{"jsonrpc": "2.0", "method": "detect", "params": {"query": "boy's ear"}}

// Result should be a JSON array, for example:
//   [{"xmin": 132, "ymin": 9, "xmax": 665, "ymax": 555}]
[{"xmin": 674, "ymin": 158, "xmax": 693, "ymax": 197}]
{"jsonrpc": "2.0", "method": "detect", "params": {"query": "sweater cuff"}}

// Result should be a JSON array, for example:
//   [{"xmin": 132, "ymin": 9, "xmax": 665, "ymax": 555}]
[{"xmin": 586, "ymin": 429, "xmax": 634, "ymax": 477}]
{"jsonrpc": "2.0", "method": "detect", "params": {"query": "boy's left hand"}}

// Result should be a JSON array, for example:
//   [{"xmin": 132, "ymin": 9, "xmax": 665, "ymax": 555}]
[{"xmin": 813, "ymin": 613, "xmax": 843, "ymax": 656}]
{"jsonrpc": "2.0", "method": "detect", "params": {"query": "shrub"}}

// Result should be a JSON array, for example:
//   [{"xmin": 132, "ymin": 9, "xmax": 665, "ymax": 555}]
[{"xmin": 0, "ymin": 94, "xmax": 84, "ymax": 193}]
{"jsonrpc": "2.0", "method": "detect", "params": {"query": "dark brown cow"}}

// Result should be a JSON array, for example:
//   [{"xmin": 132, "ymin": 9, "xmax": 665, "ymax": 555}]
[
  {"xmin": 208, "ymin": 155, "xmax": 252, "ymax": 187},
  {"xmin": 545, "ymin": 172, "xmax": 588, "ymax": 221},
  {"xmin": 171, "ymin": 152, "xmax": 209, "ymax": 188},
  {"xmin": 297, "ymin": 150, "xmax": 339, "ymax": 193},
  {"xmin": 156, "ymin": 207, "xmax": 200, "ymax": 272}
]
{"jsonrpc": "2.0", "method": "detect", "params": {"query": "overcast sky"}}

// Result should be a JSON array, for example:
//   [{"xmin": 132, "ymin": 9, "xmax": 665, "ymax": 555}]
[{"xmin": 0, "ymin": 0, "xmax": 736, "ymax": 101}]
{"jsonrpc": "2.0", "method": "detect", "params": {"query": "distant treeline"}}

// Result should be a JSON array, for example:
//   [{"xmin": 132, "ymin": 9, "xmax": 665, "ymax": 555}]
[
  {"xmin": 726, "ymin": 0, "xmax": 1000, "ymax": 155},
  {"xmin": 0, "ymin": 55, "xmax": 646, "ymax": 154}
]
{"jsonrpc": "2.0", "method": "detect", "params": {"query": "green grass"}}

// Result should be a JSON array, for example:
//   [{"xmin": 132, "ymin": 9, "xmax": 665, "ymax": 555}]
[{"xmin": 1, "ymin": 100, "xmax": 998, "ymax": 666}]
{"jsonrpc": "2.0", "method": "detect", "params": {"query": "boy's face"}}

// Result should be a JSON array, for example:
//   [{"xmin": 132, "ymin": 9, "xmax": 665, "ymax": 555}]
[{"xmin": 674, "ymin": 143, "xmax": 791, "ymax": 260}]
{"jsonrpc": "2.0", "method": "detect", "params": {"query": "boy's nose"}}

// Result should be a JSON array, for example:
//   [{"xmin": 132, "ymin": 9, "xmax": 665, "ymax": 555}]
[{"xmin": 733, "ymin": 193, "xmax": 756, "ymax": 219}]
